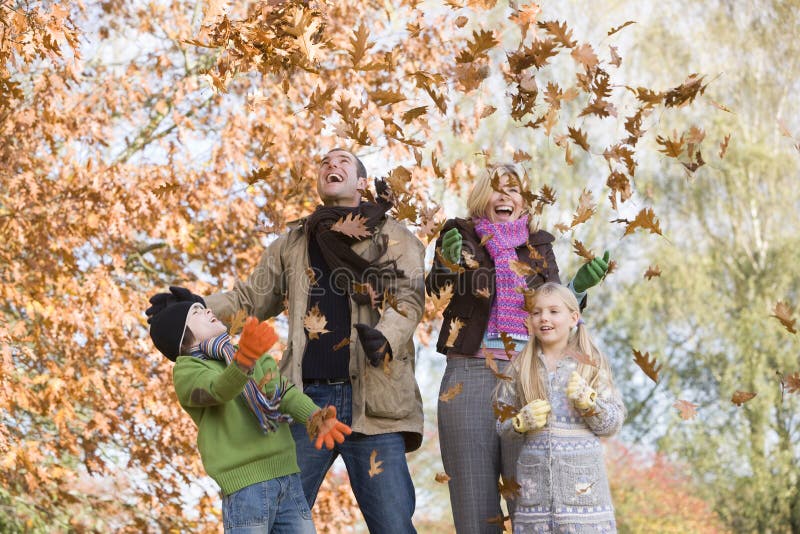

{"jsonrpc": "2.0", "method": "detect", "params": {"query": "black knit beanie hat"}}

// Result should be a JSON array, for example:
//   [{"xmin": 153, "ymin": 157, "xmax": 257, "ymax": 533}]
[{"xmin": 146, "ymin": 286, "xmax": 206, "ymax": 361}]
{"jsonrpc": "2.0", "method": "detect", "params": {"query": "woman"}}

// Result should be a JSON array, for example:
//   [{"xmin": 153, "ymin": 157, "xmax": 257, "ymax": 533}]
[{"xmin": 425, "ymin": 163, "xmax": 608, "ymax": 533}]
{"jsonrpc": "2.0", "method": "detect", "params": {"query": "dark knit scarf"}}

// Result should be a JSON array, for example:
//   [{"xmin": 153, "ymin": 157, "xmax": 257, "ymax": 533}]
[
  {"xmin": 474, "ymin": 215, "xmax": 531, "ymax": 338},
  {"xmin": 191, "ymin": 333, "xmax": 294, "ymax": 433},
  {"xmin": 304, "ymin": 188, "xmax": 404, "ymax": 304}
]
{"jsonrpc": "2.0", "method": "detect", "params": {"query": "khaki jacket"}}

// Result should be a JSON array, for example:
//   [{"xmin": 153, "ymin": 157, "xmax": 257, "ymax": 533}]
[{"xmin": 206, "ymin": 216, "xmax": 425, "ymax": 451}]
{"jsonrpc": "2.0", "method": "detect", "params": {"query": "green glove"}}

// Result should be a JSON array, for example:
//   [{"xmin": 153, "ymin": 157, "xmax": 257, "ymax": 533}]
[
  {"xmin": 572, "ymin": 250, "xmax": 610, "ymax": 293},
  {"xmin": 441, "ymin": 228, "xmax": 463, "ymax": 265}
]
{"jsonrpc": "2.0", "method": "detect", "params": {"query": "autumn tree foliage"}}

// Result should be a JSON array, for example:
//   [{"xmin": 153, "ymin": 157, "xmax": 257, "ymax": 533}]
[
  {"xmin": 605, "ymin": 441, "xmax": 728, "ymax": 534},
  {"xmin": 1, "ymin": 0, "xmax": 723, "ymax": 530}
]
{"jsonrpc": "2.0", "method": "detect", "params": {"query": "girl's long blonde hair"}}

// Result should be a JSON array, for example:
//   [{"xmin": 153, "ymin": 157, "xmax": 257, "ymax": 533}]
[
  {"xmin": 467, "ymin": 163, "xmax": 538, "ymax": 232},
  {"xmin": 510, "ymin": 282, "xmax": 618, "ymax": 404}
]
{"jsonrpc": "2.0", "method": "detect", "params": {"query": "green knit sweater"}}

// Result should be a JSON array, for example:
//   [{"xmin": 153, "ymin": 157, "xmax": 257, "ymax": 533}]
[{"xmin": 173, "ymin": 354, "xmax": 318, "ymax": 495}]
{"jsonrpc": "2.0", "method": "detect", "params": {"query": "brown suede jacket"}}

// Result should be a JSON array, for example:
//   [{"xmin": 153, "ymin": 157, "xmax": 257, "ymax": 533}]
[{"xmin": 425, "ymin": 217, "xmax": 561, "ymax": 355}]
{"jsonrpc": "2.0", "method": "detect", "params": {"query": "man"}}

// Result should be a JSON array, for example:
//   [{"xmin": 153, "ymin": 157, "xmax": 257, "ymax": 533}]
[{"xmin": 205, "ymin": 149, "xmax": 424, "ymax": 533}]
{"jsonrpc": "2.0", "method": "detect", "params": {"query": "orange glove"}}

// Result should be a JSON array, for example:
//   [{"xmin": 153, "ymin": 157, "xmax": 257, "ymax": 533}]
[
  {"xmin": 234, "ymin": 317, "xmax": 278, "ymax": 370},
  {"xmin": 309, "ymin": 406, "xmax": 352, "ymax": 450}
]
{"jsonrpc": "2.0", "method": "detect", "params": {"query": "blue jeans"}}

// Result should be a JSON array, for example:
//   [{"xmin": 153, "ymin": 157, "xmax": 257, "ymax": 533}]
[
  {"xmin": 221, "ymin": 473, "xmax": 316, "ymax": 534},
  {"xmin": 290, "ymin": 382, "xmax": 416, "ymax": 533}
]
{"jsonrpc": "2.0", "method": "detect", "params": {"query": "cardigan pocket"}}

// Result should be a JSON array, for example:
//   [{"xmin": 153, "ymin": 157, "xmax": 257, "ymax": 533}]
[
  {"xmin": 363, "ymin": 356, "xmax": 414, "ymax": 419},
  {"xmin": 517, "ymin": 453, "xmax": 549, "ymax": 508},
  {"xmin": 555, "ymin": 457, "xmax": 605, "ymax": 508}
]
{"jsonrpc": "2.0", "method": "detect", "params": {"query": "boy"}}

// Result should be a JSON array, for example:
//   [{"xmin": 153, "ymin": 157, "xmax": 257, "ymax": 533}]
[{"xmin": 146, "ymin": 286, "xmax": 351, "ymax": 533}]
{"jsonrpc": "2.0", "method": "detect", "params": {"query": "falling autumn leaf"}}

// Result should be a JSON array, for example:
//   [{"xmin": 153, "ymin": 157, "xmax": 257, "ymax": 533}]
[
  {"xmin": 306, "ymin": 267, "xmax": 318, "ymax": 286},
  {"xmin": 499, "ymin": 332, "xmax": 516, "ymax": 358},
  {"xmin": 439, "ymin": 382, "xmax": 464, "ymax": 402},
  {"xmin": 633, "ymin": 349, "xmax": 662, "ymax": 383},
  {"xmin": 570, "ymin": 188, "xmax": 596, "ymax": 228},
  {"xmin": 623, "ymin": 207, "xmax": 663, "ymax": 237},
  {"xmin": 258, "ymin": 370, "xmax": 275, "ymax": 390},
  {"xmin": 493, "ymin": 401, "xmax": 518, "ymax": 422},
  {"xmin": 435, "ymin": 472, "xmax": 452, "ymax": 483},
  {"xmin": 770, "ymin": 301, "xmax": 797, "ymax": 334},
  {"xmin": 332, "ymin": 338, "xmax": 350, "ymax": 351},
  {"xmin": 572, "ymin": 240, "xmax": 595, "ymax": 262},
  {"xmin": 303, "ymin": 303, "xmax": 330, "ymax": 340},
  {"xmin": 607, "ymin": 20, "xmax": 636, "ymax": 36},
  {"xmin": 673, "ymin": 399, "xmax": 698, "ymax": 420},
  {"xmin": 498, "ymin": 477, "xmax": 521, "ymax": 500},
  {"xmin": 353, "ymin": 281, "xmax": 381, "ymax": 309},
  {"xmin": 644, "ymin": 265, "xmax": 662, "ymax": 280},
  {"xmin": 383, "ymin": 289, "xmax": 408, "ymax": 318},
  {"xmin": 445, "ymin": 318, "xmax": 465, "ymax": 348},
  {"xmin": 719, "ymin": 134, "xmax": 731, "ymax": 159},
  {"xmin": 731, "ymin": 390, "xmax": 757, "ymax": 406},
  {"xmin": 475, "ymin": 287, "xmax": 491, "ymax": 299},
  {"xmin": 479, "ymin": 233, "xmax": 494, "ymax": 246},
  {"xmin": 226, "ymin": 308, "xmax": 248, "ymax": 336},
  {"xmin": 331, "ymin": 213, "xmax": 371, "ymax": 239},
  {"xmin": 784, "ymin": 372, "xmax": 800, "ymax": 394},
  {"xmin": 509, "ymin": 259, "xmax": 536, "ymax": 277},
  {"xmin": 462, "ymin": 250, "xmax": 479, "ymax": 269},
  {"xmin": 368, "ymin": 449, "xmax": 384, "ymax": 478},
  {"xmin": 436, "ymin": 249, "xmax": 465, "ymax": 274}
]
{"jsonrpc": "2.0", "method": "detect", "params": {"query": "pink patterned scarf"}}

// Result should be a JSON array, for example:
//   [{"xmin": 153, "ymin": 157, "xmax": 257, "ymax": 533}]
[{"xmin": 474, "ymin": 215, "xmax": 530, "ymax": 337}]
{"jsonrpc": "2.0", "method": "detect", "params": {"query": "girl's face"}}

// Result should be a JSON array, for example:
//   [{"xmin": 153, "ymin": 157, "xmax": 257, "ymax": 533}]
[
  {"xmin": 185, "ymin": 303, "xmax": 227, "ymax": 345},
  {"xmin": 485, "ymin": 173, "xmax": 525, "ymax": 223},
  {"xmin": 529, "ymin": 292, "xmax": 579, "ymax": 351}
]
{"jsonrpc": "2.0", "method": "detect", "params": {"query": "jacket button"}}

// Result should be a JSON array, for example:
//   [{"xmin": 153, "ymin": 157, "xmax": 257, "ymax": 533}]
[{"xmin": 351, "ymin": 375, "xmax": 357, "ymax": 381}]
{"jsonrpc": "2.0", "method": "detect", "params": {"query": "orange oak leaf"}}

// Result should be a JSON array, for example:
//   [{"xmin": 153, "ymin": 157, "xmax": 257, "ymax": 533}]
[
  {"xmin": 499, "ymin": 332, "xmax": 516, "ymax": 358},
  {"xmin": 607, "ymin": 20, "xmax": 636, "ymax": 36},
  {"xmin": 571, "ymin": 43, "xmax": 598, "ymax": 69},
  {"xmin": 368, "ymin": 449, "xmax": 384, "ymax": 477},
  {"xmin": 784, "ymin": 372, "xmax": 800, "ymax": 394},
  {"xmin": 537, "ymin": 20, "xmax": 576, "ymax": 48},
  {"xmin": 623, "ymin": 207, "xmax": 663, "ymax": 237},
  {"xmin": 430, "ymin": 282, "xmax": 454, "ymax": 313},
  {"xmin": 479, "ymin": 233, "xmax": 494, "ymax": 247},
  {"xmin": 770, "ymin": 301, "xmax": 796, "ymax": 334},
  {"xmin": 332, "ymin": 338, "xmax": 350, "ymax": 351},
  {"xmin": 383, "ymin": 289, "xmax": 408, "ymax": 318},
  {"xmin": 226, "ymin": 308, "xmax": 248, "ymax": 336},
  {"xmin": 436, "ymin": 249, "xmax": 465, "ymax": 274},
  {"xmin": 475, "ymin": 287, "xmax": 491, "ymax": 299},
  {"xmin": 719, "ymin": 134, "xmax": 731, "ymax": 159},
  {"xmin": 633, "ymin": 349, "xmax": 661, "ymax": 383},
  {"xmin": 568, "ymin": 126, "xmax": 590, "ymax": 152},
  {"xmin": 435, "ymin": 472, "xmax": 452, "ymax": 483},
  {"xmin": 498, "ymin": 477, "xmax": 521, "ymax": 500},
  {"xmin": 331, "ymin": 213, "xmax": 371, "ymax": 239},
  {"xmin": 305, "ymin": 267, "xmax": 318, "ymax": 286},
  {"xmin": 303, "ymin": 303, "xmax": 330, "ymax": 340},
  {"xmin": 439, "ymin": 382, "xmax": 464, "ymax": 402},
  {"xmin": 462, "ymin": 250, "xmax": 479, "ymax": 269},
  {"xmin": 493, "ymin": 401, "xmax": 518, "ymax": 422},
  {"xmin": 445, "ymin": 318, "xmax": 465, "ymax": 348},
  {"xmin": 570, "ymin": 188, "xmax": 596, "ymax": 228},
  {"xmin": 353, "ymin": 281, "xmax": 381, "ymax": 309},
  {"xmin": 509, "ymin": 259, "xmax": 535, "ymax": 277},
  {"xmin": 731, "ymin": 390, "xmax": 757, "ymax": 406},
  {"xmin": 673, "ymin": 399, "xmax": 698, "ymax": 420},
  {"xmin": 572, "ymin": 240, "xmax": 595, "ymax": 262},
  {"xmin": 644, "ymin": 265, "xmax": 662, "ymax": 280},
  {"xmin": 349, "ymin": 22, "xmax": 373, "ymax": 67}
]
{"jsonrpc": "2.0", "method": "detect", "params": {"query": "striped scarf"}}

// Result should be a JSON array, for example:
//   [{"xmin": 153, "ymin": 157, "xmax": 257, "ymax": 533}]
[
  {"xmin": 474, "ymin": 215, "xmax": 530, "ymax": 338},
  {"xmin": 191, "ymin": 333, "xmax": 294, "ymax": 433}
]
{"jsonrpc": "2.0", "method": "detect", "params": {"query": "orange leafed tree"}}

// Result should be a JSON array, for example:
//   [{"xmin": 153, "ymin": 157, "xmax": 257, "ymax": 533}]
[{"xmin": 1, "ymin": 0, "xmax": 713, "ymax": 530}]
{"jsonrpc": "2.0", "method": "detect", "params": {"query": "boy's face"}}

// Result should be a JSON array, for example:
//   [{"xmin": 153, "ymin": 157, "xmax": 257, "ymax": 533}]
[
  {"xmin": 185, "ymin": 303, "xmax": 227, "ymax": 345},
  {"xmin": 316, "ymin": 149, "xmax": 367, "ymax": 207}
]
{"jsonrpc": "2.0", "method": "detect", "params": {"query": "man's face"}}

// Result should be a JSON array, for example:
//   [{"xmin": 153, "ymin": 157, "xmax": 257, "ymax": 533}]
[{"xmin": 316, "ymin": 150, "xmax": 366, "ymax": 207}]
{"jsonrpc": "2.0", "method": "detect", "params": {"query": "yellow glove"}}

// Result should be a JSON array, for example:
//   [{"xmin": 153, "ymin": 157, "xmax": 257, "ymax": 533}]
[
  {"xmin": 511, "ymin": 399, "xmax": 551, "ymax": 433},
  {"xmin": 566, "ymin": 371, "xmax": 597, "ymax": 411}
]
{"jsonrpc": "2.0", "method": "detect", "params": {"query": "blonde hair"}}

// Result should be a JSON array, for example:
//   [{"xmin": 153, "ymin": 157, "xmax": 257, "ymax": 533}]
[
  {"xmin": 510, "ymin": 282, "xmax": 618, "ymax": 404},
  {"xmin": 466, "ymin": 163, "xmax": 538, "ymax": 231}
]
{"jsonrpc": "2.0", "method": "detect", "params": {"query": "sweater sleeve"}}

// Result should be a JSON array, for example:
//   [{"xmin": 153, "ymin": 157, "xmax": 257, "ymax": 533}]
[
  {"xmin": 495, "ymin": 380, "xmax": 523, "ymax": 441},
  {"xmin": 173, "ymin": 357, "xmax": 250, "ymax": 408},
  {"xmin": 582, "ymin": 372, "xmax": 625, "ymax": 437},
  {"xmin": 255, "ymin": 356, "xmax": 318, "ymax": 424}
]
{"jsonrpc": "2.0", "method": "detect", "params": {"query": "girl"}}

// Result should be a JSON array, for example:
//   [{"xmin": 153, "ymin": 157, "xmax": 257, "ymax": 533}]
[
  {"xmin": 425, "ymin": 164, "xmax": 610, "ymax": 532},
  {"xmin": 496, "ymin": 282, "xmax": 624, "ymax": 533}
]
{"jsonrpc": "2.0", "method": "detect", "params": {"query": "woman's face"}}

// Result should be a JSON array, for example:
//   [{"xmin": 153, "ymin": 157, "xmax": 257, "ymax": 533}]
[{"xmin": 484, "ymin": 173, "xmax": 525, "ymax": 223}]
